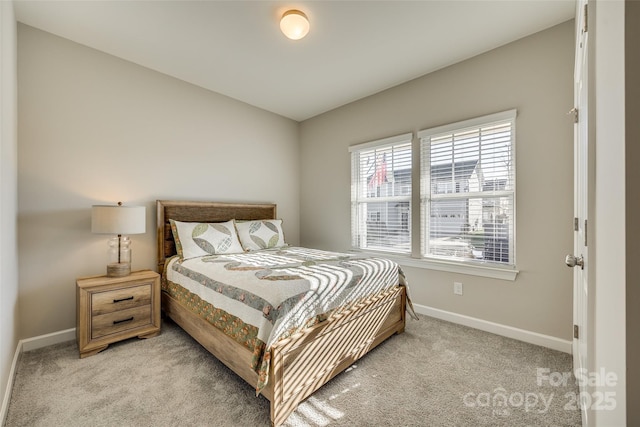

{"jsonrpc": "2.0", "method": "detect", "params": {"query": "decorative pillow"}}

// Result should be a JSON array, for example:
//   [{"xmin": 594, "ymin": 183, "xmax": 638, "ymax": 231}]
[
  {"xmin": 170, "ymin": 219, "xmax": 244, "ymax": 259},
  {"xmin": 236, "ymin": 219, "xmax": 287, "ymax": 251}
]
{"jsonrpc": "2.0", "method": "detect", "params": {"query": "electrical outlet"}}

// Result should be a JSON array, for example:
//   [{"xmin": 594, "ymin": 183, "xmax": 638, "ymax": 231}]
[{"xmin": 453, "ymin": 282, "xmax": 463, "ymax": 295}]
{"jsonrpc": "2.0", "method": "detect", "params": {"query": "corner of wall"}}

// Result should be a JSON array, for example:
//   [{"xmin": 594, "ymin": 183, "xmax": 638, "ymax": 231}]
[{"xmin": 0, "ymin": 0, "xmax": 20, "ymax": 423}]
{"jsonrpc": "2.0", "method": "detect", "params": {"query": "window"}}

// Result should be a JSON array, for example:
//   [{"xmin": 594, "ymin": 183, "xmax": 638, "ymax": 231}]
[
  {"xmin": 419, "ymin": 110, "xmax": 516, "ymax": 267},
  {"xmin": 350, "ymin": 133, "xmax": 412, "ymax": 254}
]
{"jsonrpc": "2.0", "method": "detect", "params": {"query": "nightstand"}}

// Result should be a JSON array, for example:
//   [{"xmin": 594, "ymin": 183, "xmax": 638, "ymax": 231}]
[{"xmin": 76, "ymin": 270, "xmax": 161, "ymax": 358}]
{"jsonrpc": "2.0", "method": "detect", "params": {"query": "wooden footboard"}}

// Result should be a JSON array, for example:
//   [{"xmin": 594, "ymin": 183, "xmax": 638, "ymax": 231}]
[
  {"xmin": 162, "ymin": 285, "xmax": 406, "ymax": 426},
  {"xmin": 269, "ymin": 285, "xmax": 406, "ymax": 426}
]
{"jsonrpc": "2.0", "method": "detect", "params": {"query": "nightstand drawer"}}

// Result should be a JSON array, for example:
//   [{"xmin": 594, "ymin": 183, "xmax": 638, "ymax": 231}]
[
  {"xmin": 92, "ymin": 305, "xmax": 152, "ymax": 339},
  {"xmin": 91, "ymin": 283, "xmax": 152, "ymax": 316}
]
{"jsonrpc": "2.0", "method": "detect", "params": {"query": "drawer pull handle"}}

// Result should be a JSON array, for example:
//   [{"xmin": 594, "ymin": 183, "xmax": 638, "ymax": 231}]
[
  {"xmin": 113, "ymin": 317, "xmax": 134, "ymax": 325},
  {"xmin": 113, "ymin": 296, "xmax": 134, "ymax": 303}
]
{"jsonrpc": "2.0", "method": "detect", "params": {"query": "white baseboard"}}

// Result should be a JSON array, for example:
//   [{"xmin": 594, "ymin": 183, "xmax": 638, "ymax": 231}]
[
  {"xmin": 0, "ymin": 340, "xmax": 22, "ymax": 426},
  {"xmin": 21, "ymin": 328, "xmax": 75, "ymax": 352},
  {"xmin": 1, "ymin": 328, "xmax": 76, "ymax": 424},
  {"xmin": 413, "ymin": 303, "xmax": 572, "ymax": 354}
]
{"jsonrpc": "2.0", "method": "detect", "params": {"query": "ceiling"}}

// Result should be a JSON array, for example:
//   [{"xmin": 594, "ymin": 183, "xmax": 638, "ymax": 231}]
[{"xmin": 14, "ymin": 1, "xmax": 575, "ymax": 122}]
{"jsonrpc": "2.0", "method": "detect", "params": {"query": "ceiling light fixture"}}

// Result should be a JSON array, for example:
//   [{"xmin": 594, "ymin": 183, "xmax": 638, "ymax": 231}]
[{"xmin": 280, "ymin": 10, "xmax": 309, "ymax": 40}]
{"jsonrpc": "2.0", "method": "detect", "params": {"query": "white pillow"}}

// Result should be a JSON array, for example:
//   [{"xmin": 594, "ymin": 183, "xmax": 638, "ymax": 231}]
[
  {"xmin": 236, "ymin": 219, "xmax": 286, "ymax": 251},
  {"xmin": 170, "ymin": 219, "xmax": 244, "ymax": 259}
]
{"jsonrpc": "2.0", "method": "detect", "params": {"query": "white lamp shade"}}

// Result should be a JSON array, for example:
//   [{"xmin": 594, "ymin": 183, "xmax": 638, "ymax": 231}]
[
  {"xmin": 91, "ymin": 205, "xmax": 146, "ymax": 235},
  {"xmin": 280, "ymin": 10, "xmax": 309, "ymax": 40}
]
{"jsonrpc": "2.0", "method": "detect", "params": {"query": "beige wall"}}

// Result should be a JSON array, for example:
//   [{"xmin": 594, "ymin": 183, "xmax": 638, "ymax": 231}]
[
  {"xmin": 0, "ymin": 0, "xmax": 18, "ymax": 420},
  {"xmin": 17, "ymin": 25, "xmax": 300, "ymax": 339},
  {"xmin": 299, "ymin": 21, "xmax": 575, "ymax": 340}
]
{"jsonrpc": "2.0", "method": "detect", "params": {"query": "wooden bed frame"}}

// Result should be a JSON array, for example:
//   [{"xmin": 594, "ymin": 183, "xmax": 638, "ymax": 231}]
[{"xmin": 156, "ymin": 200, "xmax": 407, "ymax": 426}]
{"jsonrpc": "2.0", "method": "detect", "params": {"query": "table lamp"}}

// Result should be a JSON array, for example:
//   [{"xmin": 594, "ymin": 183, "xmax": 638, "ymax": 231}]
[{"xmin": 91, "ymin": 202, "xmax": 146, "ymax": 277}]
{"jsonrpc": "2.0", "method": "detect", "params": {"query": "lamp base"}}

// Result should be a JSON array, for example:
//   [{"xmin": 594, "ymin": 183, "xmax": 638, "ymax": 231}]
[{"xmin": 107, "ymin": 262, "xmax": 131, "ymax": 277}]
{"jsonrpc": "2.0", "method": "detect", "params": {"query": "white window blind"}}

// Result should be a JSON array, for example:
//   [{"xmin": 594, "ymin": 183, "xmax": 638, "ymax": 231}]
[
  {"xmin": 419, "ymin": 110, "xmax": 516, "ymax": 266},
  {"xmin": 350, "ymin": 133, "xmax": 412, "ymax": 254}
]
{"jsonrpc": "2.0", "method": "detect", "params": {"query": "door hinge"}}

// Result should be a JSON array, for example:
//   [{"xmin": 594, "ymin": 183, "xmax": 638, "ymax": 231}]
[
  {"xmin": 584, "ymin": 219, "xmax": 588, "ymax": 246},
  {"xmin": 583, "ymin": 3, "xmax": 588, "ymax": 33},
  {"xmin": 568, "ymin": 107, "xmax": 579, "ymax": 124},
  {"xmin": 574, "ymin": 217, "xmax": 579, "ymax": 231},
  {"xmin": 574, "ymin": 324, "xmax": 579, "ymax": 339}
]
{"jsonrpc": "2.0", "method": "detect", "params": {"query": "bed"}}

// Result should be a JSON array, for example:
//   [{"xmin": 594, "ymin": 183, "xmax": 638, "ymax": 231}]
[{"xmin": 156, "ymin": 200, "xmax": 412, "ymax": 426}]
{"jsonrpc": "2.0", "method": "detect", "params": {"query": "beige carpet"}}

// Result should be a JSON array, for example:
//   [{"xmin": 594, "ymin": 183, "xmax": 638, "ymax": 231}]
[{"xmin": 5, "ymin": 315, "xmax": 581, "ymax": 426}]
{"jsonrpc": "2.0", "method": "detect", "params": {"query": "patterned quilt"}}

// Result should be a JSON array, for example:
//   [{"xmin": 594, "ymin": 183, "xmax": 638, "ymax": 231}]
[{"xmin": 163, "ymin": 246, "xmax": 414, "ymax": 392}]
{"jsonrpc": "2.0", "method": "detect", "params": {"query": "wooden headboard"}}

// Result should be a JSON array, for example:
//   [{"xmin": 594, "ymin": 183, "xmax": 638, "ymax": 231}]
[{"xmin": 156, "ymin": 200, "xmax": 277, "ymax": 272}]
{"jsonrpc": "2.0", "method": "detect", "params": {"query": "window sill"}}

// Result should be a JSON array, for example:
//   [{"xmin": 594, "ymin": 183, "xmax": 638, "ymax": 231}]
[{"xmin": 351, "ymin": 249, "xmax": 519, "ymax": 281}]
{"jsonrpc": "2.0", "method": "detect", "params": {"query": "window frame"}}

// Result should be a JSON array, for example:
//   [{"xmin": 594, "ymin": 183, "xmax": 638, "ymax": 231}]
[
  {"xmin": 348, "ymin": 111, "xmax": 519, "ymax": 281},
  {"xmin": 418, "ymin": 109, "xmax": 517, "ymax": 270},
  {"xmin": 349, "ymin": 133, "xmax": 413, "ymax": 255}
]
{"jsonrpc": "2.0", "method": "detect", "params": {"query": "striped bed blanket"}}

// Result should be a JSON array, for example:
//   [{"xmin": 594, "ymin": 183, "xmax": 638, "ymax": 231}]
[{"xmin": 162, "ymin": 246, "xmax": 413, "ymax": 392}]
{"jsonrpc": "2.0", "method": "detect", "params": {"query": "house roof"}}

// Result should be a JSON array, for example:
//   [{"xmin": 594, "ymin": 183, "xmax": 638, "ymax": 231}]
[{"xmin": 431, "ymin": 160, "xmax": 479, "ymax": 181}]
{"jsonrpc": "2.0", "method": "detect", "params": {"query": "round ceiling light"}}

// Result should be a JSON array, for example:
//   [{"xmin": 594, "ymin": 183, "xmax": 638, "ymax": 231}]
[{"xmin": 280, "ymin": 10, "xmax": 310, "ymax": 40}]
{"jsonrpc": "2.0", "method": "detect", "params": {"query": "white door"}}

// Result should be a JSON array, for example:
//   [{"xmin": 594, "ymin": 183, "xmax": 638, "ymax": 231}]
[{"xmin": 568, "ymin": 1, "xmax": 589, "ymax": 426}]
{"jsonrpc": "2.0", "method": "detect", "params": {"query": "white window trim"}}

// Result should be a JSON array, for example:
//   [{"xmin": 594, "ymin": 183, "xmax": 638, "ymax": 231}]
[
  {"xmin": 350, "ymin": 133, "xmax": 413, "ymax": 255},
  {"xmin": 351, "ymin": 249, "xmax": 519, "ymax": 281},
  {"xmin": 348, "ymin": 132, "xmax": 413, "ymax": 152},
  {"xmin": 418, "ymin": 109, "xmax": 517, "ymax": 269},
  {"xmin": 416, "ymin": 109, "xmax": 517, "ymax": 140}
]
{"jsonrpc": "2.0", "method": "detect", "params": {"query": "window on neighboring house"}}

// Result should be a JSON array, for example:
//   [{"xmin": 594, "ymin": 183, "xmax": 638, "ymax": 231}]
[
  {"xmin": 419, "ymin": 110, "xmax": 516, "ymax": 267},
  {"xmin": 350, "ymin": 133, "xmax": 412, "ymax": 254}
]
